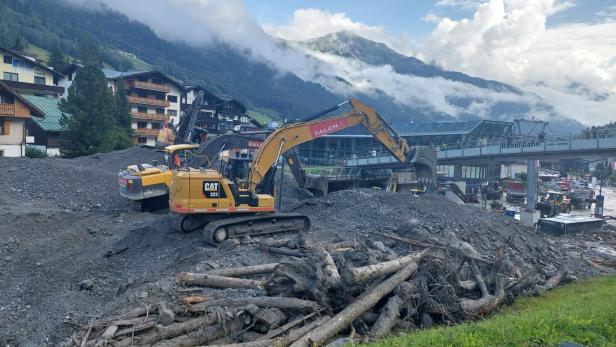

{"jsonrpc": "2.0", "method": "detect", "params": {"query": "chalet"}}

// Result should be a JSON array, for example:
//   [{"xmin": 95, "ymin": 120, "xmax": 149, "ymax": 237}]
[
  {"xmin": 105, "ymin": 70, "xmax": 183, "ymax": 146},
  {"xmin": 0, "ymin": 81, "xmax": 44, "ymax": 157},
  {"xmin": 181, "ymin": 85, "xmax": 261, "ymax": 136},
  {"xmin": 23, "ymin": 95, "xmax": 67, "ymax": 156},
  {"xmin": 0, "ymin": 47, "xmax": 65, "ymax": 97}
]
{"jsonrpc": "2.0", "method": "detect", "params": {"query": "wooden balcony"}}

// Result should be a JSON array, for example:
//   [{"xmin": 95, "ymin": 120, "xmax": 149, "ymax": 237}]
[
  {"xmin": 134, "ymin": 128, "xmax": 161, "ymax": 137},
  {"xmin": 0, "ymin": 103, "xmax": 15, "ymax": 116},
  {"xmin": 132, "ymin": 112, "xmax": 168, "ymax": 121},
  {"xmin": 128, "ymin": 96, "xmax": 169, "ymax": 107},
  {"xmin": 131, "ymin": 80, "xmax": 170, "ymax": 93}
]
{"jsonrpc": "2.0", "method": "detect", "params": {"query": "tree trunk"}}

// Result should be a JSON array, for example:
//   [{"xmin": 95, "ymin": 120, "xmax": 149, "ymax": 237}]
[
  {"xmin": 112, "ymin": 313, "xmax": 224, "ymax": 347},
  {"xmin": 206, "ymin": 263, "xmax": 279, "ymax": 277},
  {"xmin": 203, "ymin": 316, "xmax": 329, "ymax": 347},
  {"xmin": 290, "ymin": 259, "xmax": 423, "ymax": 347},
  {"xmin": 369, "ymin": 295, "xmax": 403, "ymax": 338},
  {"xmin": 178, "ymin": 272, "xmax": 263, "ymax": 289},
  {"xmin": 188, "ymin": 296, "xmax": 320, "ymax": 312},
  {"xmin": 266, "ymin": 247, "xmax": 303, "ymax": 257},
  {"xmin": 342, "ymin": 250, "xmax": 428, "ymax": 285},
  {"xmin": 152, "ymin": 318, "xmax": 243, "ymax": 347}
]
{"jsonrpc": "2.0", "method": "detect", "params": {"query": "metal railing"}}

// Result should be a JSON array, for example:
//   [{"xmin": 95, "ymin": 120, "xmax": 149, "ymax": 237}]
[
  {"xmin": 436, "ymin": 132, "xmax": 616, "ymax": 160},
  {"xmin": 343, "ymin": 132, "xmax": 616, "ymax": 166}
]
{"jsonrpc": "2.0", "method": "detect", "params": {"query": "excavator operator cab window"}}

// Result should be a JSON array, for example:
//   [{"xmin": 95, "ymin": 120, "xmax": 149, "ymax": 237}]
[
  {"xmin": 169, "ymin": 149, "xmax": 192, "ymax": 169},
  {"xmin": 226, "ymin": 158, "xmax": 251, "ymax": 181}
]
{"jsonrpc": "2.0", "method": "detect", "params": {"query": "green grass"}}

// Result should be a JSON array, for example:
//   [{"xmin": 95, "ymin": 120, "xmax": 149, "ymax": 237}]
[
  {"xmin": 247, "ymin": 109, "xmax": 280, "ymax": 126},
  {"xmin": 368, "ymin": 275, "xmax": 616, "ymax": 347},
  {"xmin": 24, "ymin": 44, "xmax": 51, "ymax": 62}
]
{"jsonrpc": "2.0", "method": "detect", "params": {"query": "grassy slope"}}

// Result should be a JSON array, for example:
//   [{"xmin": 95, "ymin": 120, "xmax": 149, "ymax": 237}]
[{"xmin": 369, "ymin": 275, "xmax": 616, "ymax": 347}]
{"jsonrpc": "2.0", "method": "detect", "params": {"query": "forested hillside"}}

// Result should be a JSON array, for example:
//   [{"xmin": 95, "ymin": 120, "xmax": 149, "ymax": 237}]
[{"xmin": 0, "ymin": 0, "xmax": 339, "ymax": 118}]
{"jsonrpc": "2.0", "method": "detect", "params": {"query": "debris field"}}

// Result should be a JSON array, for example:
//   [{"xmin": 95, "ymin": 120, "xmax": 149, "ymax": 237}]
[{"xmin": 0, "ymin": 147, "xmax": 613, "ymax": 346}]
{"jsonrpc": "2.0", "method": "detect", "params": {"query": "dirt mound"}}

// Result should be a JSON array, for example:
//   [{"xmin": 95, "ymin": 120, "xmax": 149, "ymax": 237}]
[
  {"xmin": 0, "ymin": 147, "xmax": 162, "ymax": 213},
  {"xmin": 0, "ymin": 148, "xmax": 611, "ymax": 346}
]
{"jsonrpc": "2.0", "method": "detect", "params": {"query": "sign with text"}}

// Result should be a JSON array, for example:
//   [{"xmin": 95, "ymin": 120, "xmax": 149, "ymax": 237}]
[{"xmin": 309, "ymin": 118, "xmax": 349, "ymax": 138}]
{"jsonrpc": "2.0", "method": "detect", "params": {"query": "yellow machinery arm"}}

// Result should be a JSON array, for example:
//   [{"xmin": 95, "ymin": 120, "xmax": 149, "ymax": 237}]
[{"xmin": 248, "ymin": 98, "xmax": 436, "ymax": 191}]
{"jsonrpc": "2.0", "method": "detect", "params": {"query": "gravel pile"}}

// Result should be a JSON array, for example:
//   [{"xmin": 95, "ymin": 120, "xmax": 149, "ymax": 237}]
[
  {"xmin": 0, "ymin": 148, "xmax": 609, "ymax": 346},
  {"xmin": 0, "ymin": 147, "xmax": 162, "ymax": 212}
]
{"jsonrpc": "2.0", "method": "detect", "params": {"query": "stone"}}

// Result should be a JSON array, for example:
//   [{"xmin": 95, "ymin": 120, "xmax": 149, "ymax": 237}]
[
  {"xmin": 158, "ymin": 304, "xmax": 175, "ymax": 326},
  {"xmin": 78, "ymin": 279, "xmax": 94, "ymax": 291}
]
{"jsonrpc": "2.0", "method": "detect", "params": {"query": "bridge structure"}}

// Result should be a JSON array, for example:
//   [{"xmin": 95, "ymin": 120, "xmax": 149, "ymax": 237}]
[
  {"xmin": 343, "ymin": 132, "xmax": 616, "ymax": 226},
  {"xmin": 345, "ymin": 133, "xmax": 616, "ymax": 174}
]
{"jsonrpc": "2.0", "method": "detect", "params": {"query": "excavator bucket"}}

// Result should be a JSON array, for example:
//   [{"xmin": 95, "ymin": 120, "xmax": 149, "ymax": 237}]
[{"xmin": 407, "ymin": 145, "xmax": 438, "ymax": 192}]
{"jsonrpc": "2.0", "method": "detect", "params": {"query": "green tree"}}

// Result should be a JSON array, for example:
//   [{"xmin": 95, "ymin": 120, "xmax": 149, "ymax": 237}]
[
  {"xmin": 59, "ymin": 38, "xmax": 116, "ymax": 157},
  {"xmin": 111, "ymin": 81, "xmax": 133, "ymax": 149},
  {"xmin": 47, "ymin": 45, "xmax": 65, "ymax": 68}
]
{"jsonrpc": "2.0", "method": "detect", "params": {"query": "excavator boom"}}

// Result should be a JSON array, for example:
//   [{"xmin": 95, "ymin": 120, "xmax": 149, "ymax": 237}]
[{"xmin": 248, "ymin": 98, "xmax": 437, "ymax": 191}]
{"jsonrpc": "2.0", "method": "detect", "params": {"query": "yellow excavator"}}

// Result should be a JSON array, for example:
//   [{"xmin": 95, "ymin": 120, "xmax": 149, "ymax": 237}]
[
  {"xmin": 170, "ymin": 98, "xmax": 437, "ymax": 243},
  {"xmin": 118, "ymin": 135, "xmax": 263, "ymax": 211}
]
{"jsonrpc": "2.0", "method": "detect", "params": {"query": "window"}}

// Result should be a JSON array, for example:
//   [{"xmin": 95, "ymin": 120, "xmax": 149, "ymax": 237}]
[
  {"xmin": 168, "ymin": 110, "xmax": 177, "ymax": 117},
  {"xmin": 138, "ymin": 137, "xmax": 147, "ymax": 144},
  {"xmin": 137, "ymin": 122, "xmax": 147, "ymax": 128},
  {"xmin": 3, "ymin": 72, "xmax": 18, "ymax": 82},
  {"xmin": 137, "ymin": 91, "xmax": 147, "ymax": 98},
  {"xmin": 151, "ymin": 122, "xmax": 161, "ymax": 129},
  {"xmin": 34, "ymin": 76, "xmax": 46, "ymax": 85},
  {"xmin": 155, "ymin": 94, "xmax": 164, "ymax": 100},
  {"xmin": 0, "ymin": 120, "xmax": 9, "ymax": 135},
  {"xmin": 167, "ymin": 95, "xmax": 177, "ymax": 103},
  {"xmin": 3, "ymin": 55, "xmax": 12, "ymax": 64},
  {"xmin": 137, "ymin": 106, "xmax": 147, "ymax": 113},
  {"xmin": 225, "ymin": 103, "xmax": 232, "ymax": 109},
  {"xmin": 155, "ymin": 108, "xmax": 165, "ymax": 114}
]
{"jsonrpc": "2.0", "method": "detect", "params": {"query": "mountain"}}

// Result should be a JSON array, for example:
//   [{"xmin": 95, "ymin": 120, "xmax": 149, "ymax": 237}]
[
  {"xmin": 0, "ymin": 0, "xmax": 339, "ymax": 119},
  {"xmin": 0, "ymin": 0, "xmax": 583, "ymax": 133},
  {"xmin": 305, "ymin": 31, "xmax": 522, "ymax": 94},
  {"xmin": 301, "ymin": 31, "xmax": 583, "ymax": 133}
]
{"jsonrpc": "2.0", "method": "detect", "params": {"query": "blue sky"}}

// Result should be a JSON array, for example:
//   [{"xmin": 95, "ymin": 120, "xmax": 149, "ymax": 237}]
[{"xmin": 245, "ymin": 0, "xmax": 616, "ymax": 40}]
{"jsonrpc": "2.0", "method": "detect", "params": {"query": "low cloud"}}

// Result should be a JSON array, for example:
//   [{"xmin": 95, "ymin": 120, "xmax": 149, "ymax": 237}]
[{"xmin": 64, "ymin": 0, "xmax": 611, "ymax": 126}]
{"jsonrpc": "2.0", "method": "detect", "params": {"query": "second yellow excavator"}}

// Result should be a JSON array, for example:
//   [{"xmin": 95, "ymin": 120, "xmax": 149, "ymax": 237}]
[{"xmin": 170, "ymin": 99, "xmax": 437, "ymax": 243}]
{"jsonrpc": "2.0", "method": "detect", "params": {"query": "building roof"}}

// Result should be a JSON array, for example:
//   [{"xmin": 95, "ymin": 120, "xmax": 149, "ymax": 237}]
[
  {"xmin": 396, "ymin": 120, "xmax": 482, "ymax": 136},
  {"xmin": 0, "ymin": 80, "xmax": 44, "ymax": 117},
  {"xmin": 0, "ymin": 46, "xmax": 65, "ymax": 78},
  {"xmin": 103, "ymin": 69, "xmax": 184, "ymax": 89},
  {"xmin": 53, "ymin": 62, "xmax": 79, "ymax": 76},
  {"xmin": 21, "ymin": 95, "xmax": 66, "ymax": 131}
]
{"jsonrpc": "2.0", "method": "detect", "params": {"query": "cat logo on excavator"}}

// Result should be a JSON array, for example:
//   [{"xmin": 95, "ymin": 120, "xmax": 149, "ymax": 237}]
[{"xmin": 203, "ymin": 181, "xmax": 220, "ymax": 198}]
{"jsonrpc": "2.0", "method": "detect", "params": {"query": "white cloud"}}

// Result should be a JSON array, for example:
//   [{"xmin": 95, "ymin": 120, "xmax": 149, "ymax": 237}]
[
  {"xmin": 597, "ymin": 5, "xmax": 616, "ymax": 22},
  {"xmin": 421, "ymin": 0, "xmax": 616, "ymax": 125},
  {"xmin": 436, "ymin": 0, "xmax": 485, "ymax": 10},
  {"xmin": 262, "ymin": 8, "xmax": 415, "ymax": 56}
]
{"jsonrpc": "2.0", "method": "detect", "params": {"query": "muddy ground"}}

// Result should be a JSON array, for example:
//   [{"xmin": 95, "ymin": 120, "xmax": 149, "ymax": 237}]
[{"xmin": 0, "ymin": 147, "xmax": 613, "ymax": 346}]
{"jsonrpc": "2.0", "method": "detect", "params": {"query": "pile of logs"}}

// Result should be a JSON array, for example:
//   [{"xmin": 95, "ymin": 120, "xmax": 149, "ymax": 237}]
[{"xmin": 67, "ymin": 232, "xmax": 570, "ymax": 346}]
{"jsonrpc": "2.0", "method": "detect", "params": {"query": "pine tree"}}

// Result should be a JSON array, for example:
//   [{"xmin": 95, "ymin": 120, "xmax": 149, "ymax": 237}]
[
  {"xmin": 59, "ymin": 38, "xmax": 116, "ymax": 157},
  {"xmin": 111, "ymin": 81, "xmax": 133, "ymax": 149},
  {"xmin": 47, "ymin": 45, "xmax": 65, "ymax": 68}
]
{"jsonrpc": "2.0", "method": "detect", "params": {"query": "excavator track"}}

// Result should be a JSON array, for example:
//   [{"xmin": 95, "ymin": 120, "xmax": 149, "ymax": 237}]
[{"xmin": 202, "ymin": 213, "xmax": 310, "ymax": 245}]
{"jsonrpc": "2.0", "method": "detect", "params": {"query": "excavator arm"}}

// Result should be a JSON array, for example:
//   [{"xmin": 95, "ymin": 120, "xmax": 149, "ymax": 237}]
[{"xmin": 248, "ymin": 99, "xmax": 437, "ymax": 192}]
